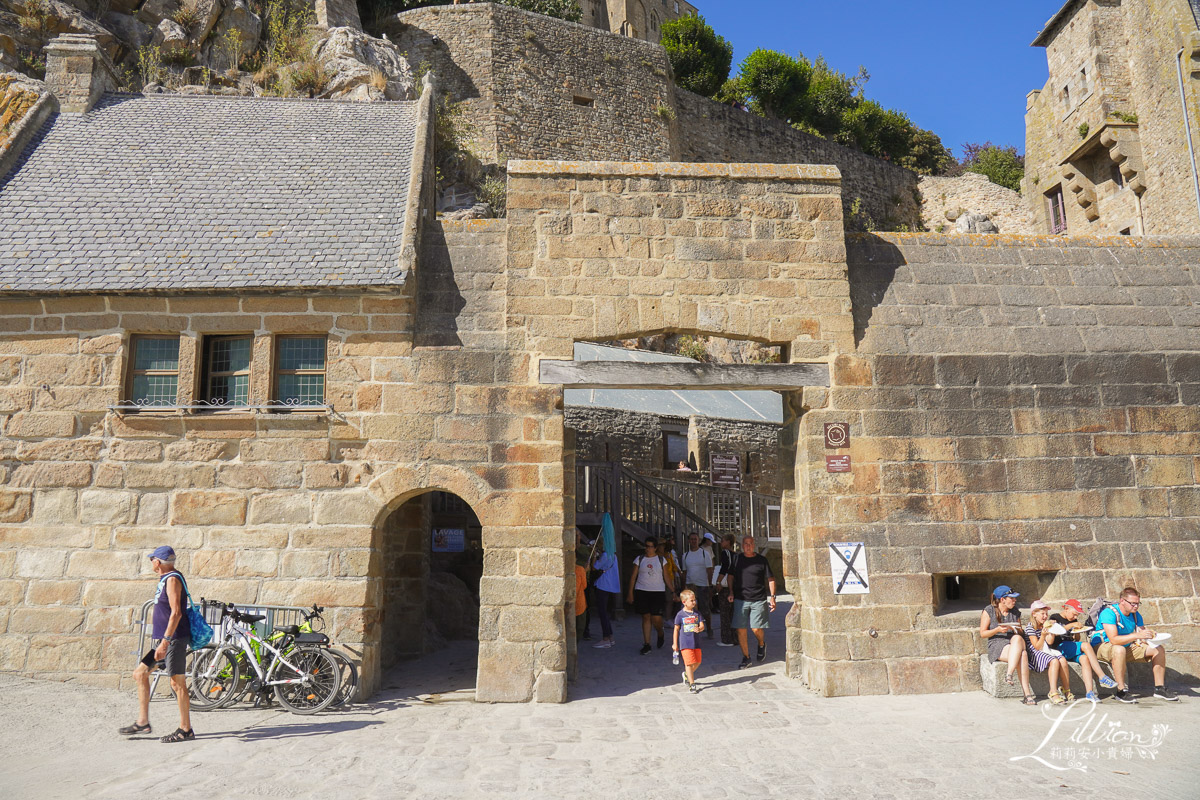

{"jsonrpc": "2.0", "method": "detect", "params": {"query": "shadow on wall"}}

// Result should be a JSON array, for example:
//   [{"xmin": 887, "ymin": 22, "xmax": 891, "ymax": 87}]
[
  {"xmin": 415, "ymin": 226, "xmax": 468, "ymax": 347},
  {"xmin": 845, "ymin": 233, "xmax": 905, "ymax": 347}
]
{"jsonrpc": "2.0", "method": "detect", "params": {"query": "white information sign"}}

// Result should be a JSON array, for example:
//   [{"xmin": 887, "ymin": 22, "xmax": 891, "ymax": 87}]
[{"xmin": 829, "ymin": 543, "xmax": 869, "ymax": 594}]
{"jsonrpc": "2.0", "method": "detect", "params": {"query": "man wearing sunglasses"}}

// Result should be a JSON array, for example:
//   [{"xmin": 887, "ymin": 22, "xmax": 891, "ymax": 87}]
[{"xmin": 1092, "ymin": 587, "xmax": 1177, "ymax": 703}]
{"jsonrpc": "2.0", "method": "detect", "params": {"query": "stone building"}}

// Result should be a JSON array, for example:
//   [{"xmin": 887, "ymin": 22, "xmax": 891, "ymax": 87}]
[
  {"xmin": 579, "ymin": 0, "xmax": 699, "ymax": 42},
  {"xmin": 1024, "ymin": 0, "xmax": 1200, "ymax": 235},
  {"xmin": 0, "ymin": 20, "xmax": 1198, "ymax": 703}
]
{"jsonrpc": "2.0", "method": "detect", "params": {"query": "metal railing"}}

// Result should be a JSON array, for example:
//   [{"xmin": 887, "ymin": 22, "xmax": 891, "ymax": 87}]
[{"xmin": 133, "ymin": 598, "xmax": 310, "ymax": 659}]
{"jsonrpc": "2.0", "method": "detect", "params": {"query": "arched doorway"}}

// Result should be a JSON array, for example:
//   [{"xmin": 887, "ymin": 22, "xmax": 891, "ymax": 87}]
[{"xmin": 378, "ymin": 490, "xmax": 483, "ymax": 696}]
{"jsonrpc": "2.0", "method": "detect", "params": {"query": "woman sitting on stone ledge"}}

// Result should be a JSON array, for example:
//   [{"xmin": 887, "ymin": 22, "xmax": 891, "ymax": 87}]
[
  {"xmin": 980, "ymin": 585, "xmax": 1036, "ymax": 706},
  {"xmin": 1025, "ymin": 600, "xmax": 1074, "ymax": 706}
]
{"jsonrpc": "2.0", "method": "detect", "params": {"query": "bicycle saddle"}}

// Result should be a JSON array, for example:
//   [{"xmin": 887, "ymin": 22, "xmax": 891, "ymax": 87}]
[
  {"xmin": 275, "ymin": 625, "xmax": 301, "ymax": 635},
  {"xmin": 235, "ymin": 612, "xmax": 266, "ymax": 624}
]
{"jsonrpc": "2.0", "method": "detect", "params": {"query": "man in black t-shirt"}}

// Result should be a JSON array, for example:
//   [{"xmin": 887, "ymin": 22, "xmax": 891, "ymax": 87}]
[{"xmin": 724, "ymin": 536, "xmax": 776, "ymax": 669}]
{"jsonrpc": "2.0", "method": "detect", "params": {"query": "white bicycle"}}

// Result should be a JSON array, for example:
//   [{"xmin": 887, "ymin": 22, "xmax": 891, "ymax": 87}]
[{"xmin": 190, "ymin": 603, "xmax": 341, "ymax": 715}]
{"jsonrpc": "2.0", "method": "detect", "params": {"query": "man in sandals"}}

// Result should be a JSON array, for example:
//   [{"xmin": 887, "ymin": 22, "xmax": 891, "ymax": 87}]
[{"xmin": 119, "ymin": 546, "xmax": 195, "ymax": 742}]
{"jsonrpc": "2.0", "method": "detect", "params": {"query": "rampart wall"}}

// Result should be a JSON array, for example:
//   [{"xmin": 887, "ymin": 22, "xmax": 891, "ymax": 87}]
[
  {"xmin": 797, "ymin": 233, "xmax": 1200, "ymax": 694},
  {"xmin": 387, "ymin": 3, "xmax": 918, "ymax": 227},
  {"xmin": 673, "ymin": 90, "xmax": 920, "ymax": 230},
  {"xmin": 389, "ymin": 4, "xmax": 677, "ymax": 164}
]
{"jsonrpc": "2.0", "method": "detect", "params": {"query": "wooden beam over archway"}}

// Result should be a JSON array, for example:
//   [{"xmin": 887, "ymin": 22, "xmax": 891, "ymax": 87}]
[{"xmin": 538, "ymin": 360, "xmax": 830, "ymax": 390}]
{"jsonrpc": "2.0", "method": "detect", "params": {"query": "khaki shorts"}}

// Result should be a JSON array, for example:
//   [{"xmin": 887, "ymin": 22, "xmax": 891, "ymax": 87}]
[{"xmin": 1096, "ymin": 640, "xmax": 1153, "ymax": 663}]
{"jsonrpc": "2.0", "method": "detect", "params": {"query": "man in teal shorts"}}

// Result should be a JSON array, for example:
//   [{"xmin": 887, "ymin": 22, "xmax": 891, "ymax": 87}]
[{"xmin": 724, "ymin": 536, "xmax": 776, "ymax": 670}]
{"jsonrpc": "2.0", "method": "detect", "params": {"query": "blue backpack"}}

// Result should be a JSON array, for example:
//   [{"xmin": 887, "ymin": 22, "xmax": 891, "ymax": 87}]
[{"xmin": 158, "ymin": 573, "xmax": 214, "ymax": 650}]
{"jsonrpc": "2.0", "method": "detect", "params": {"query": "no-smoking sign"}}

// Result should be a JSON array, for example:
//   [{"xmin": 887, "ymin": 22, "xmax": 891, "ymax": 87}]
[{"xmin": 824, "ymin": 422, "xmax": 850, "ymax": 449}]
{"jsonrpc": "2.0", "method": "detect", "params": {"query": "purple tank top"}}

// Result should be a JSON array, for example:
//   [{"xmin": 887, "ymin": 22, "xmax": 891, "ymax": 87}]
[{"xmin": 152, "ymin": 572, "xmax": 191, "ymax": 640}]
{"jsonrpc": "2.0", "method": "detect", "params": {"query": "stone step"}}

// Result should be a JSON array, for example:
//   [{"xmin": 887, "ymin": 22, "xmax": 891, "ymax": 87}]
[{"xmin": 979, "ymin": 653, "xmax": 1160, "ymax": 698}]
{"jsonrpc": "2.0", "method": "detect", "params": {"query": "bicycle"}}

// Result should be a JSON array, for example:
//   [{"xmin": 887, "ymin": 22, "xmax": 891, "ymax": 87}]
[
  {"xmin": 271, "ymin": 605, "xmax": 359, "ymax": 707},
  {"xmin": 190, "ymin": 603, "xmax": 341, "ymax": 715}
]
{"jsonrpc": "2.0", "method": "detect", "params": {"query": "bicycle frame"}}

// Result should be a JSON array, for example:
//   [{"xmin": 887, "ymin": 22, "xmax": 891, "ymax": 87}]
[{"xmin": 224, "ymin": 619, "xmax": 311, "ymax": 687}]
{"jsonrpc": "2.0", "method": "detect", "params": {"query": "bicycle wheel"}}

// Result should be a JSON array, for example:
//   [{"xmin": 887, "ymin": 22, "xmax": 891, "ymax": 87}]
[
  {"xmin": 327, "ymin": 649, "xmax": 359, "ymax": 707},
  {"xmin": 190, "ymin": 646, "xmax": 241, "ymax": 711},
  {"xmin": 272, "ymin": 646, "xmax": 340, "ymax": 715}
]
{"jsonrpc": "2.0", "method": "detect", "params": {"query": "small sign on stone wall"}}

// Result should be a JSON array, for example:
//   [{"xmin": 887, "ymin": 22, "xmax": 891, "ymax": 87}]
[
  {"xmin": 824, "ymin": 422, "xmax": 850, "ymax": 449},
  {"xmin": 432, "ymin": 528, "xmax": 466, "ymax": 553},
  {"xmin": 826, "ymin": 455, "xmax": 851, "ymax": 473},
  {"xmin": 829, "ymin": 543, "xmax": 869, "ymax": 594},
  {"xmin": 710, "ymin": 453, "xmax": 741, "ymax": 488}
]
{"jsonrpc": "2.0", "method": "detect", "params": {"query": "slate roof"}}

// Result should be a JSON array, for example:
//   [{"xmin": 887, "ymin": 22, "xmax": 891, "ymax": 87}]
[
  {"xmin": 0, "ymin": 93, "xmax": 420, "ymax": 293},
  {"xmin": 564, "ymin": 343, "xmax": 784, "ymax": 424}
]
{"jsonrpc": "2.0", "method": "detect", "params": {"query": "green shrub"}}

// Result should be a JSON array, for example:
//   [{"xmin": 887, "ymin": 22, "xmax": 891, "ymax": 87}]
[
  {"xmin": 171, "ymin": 1, "xmax": 202, "ymax": 32},
  {"xmin": 288, "ymin": 60, "xmax": 328, "ymax": 97},
  {"xmin": 1078, "ymin": 122, "xmax": 1090, "ymax": 139},
  {"xmin": 958, "ymin": 143, "xmax": 1025, "ymax": 192},
  {"xmin": 137, "ymin": 45, "xmax": 166, "ymax": 87},
  {"xmin": 1110, "ymin": 110, "xmax": 1138, "ymax": 124},
  {"xmin": 660, "ymin": 14, "xmax": 732, "ymax": 98}
]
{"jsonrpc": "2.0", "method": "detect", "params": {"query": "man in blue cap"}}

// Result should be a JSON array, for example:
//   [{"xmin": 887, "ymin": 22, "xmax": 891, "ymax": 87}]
[{"xmin": 118, "ymin": 546, "xmax": 195, "ymax": 742}]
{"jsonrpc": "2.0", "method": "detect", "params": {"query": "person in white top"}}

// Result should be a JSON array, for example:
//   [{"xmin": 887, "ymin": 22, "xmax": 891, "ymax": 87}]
[
  {"xmin": 681, "ymin": 532, "xmax": 714, "ymax": 639},
  {"xmin": 627, "ymin": 537, "xmax": 673, "ymax": 655}
]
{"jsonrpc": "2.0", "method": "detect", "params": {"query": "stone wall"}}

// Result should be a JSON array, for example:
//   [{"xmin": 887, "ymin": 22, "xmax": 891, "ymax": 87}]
[
  {"xmin": 797, "ymin": 232, "xmax": 1200, "ymax": 695},
  {"xmin": 673, "ymin": 90, "xmax": 921, "ymax": 230},
  {"xmin": 919, "ymin": 173, "xmax": 1031, "ymax": 234},
  {"xmin": 388, "ymin": 3, "xmax": 919, "ymax": 228},
  {"xmin": 388, "ymin": 3, "xmax": 678, "ymax": 164},
  {"xmin": 0, "ymin": 277, "xmax": 571, "ymax": 702}
]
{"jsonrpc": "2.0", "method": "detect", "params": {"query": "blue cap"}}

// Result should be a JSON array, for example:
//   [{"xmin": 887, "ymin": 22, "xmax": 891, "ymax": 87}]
[
  {"xmin": 992, "ymin": 585, "xmax": 1019, "ymax": 600},
  {"xmin": 148, "ymin": 546, "xmax": 176, "ymax": 562}
]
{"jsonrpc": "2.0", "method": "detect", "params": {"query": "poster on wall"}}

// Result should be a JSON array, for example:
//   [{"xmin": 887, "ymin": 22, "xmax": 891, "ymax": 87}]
[
  {"xmin": 710, "ymin": 453, "xmax": 741, "ymax": 488},
  {"xmin": 829, "ymin": 542, "xmax": 869, "ymax": 594},
  {"xmin": 432, "ymin": 528, "xmax": 466, "ymax": 553}
]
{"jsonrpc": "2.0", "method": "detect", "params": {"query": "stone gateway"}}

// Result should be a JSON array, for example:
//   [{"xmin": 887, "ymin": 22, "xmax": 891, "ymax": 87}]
[{"xmin": 0, "ymin": 19, "xmax": 1197, "ymax": 703}]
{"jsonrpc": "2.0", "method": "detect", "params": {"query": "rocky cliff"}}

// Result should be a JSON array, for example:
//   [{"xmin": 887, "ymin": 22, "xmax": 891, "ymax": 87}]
[{"xmin": 0, "ymin": 0, "xmax": 411, "ymax": 100}]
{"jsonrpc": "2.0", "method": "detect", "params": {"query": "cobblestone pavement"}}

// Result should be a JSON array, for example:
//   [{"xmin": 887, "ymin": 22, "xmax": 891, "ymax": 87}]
[{"xmin": 1, "ymin": 599, "xmax": 1197, "ymax": 800}]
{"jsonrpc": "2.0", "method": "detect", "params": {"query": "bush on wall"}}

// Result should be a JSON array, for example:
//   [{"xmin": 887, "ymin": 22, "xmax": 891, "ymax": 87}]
[{"xmin": 659, "ymin": 15, "xmax": 733, "ymax": 99}]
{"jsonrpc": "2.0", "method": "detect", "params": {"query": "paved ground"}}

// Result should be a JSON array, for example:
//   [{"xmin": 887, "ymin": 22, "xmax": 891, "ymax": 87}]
[{"xmin": 1, "ymin": 598, "xmax": 1197, "ymax": 799}]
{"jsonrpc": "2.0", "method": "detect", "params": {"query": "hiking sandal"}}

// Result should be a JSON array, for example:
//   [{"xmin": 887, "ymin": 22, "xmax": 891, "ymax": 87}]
[
  {"xmin": 1004, "ymin": 673, "xmax": 1016, "ymax": 687},
  {"xmin": 160, "ymin": 728, "xmax": 195, "ymax": 743},
  {"xmin": 118, "ymin": 721, "xmax": 151, "ymax": 736},
  {"xmin": 1021, "ymin": 694, "xmax": 1038, "ymax": 706}
]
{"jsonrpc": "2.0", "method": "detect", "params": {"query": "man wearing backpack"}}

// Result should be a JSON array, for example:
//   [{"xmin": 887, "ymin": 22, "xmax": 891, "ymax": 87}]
[
  {"xmin": 1093, "ymin": 587, "xmax": 1177, "ymax": 703},
  {"xmin": 119, "ymin": 546, "xmax": 196, "ymax": 742}
]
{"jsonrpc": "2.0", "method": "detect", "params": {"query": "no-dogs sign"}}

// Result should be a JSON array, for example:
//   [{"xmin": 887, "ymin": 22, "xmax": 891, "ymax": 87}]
[{"xmin": 829, "ymin": 543, "xmax": 869, "ymax": 594}]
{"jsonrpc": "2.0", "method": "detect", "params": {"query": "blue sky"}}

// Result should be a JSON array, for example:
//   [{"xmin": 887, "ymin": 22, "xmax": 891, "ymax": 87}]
[{"xmin": 699, "ymin": 0, "xmax": 1060, "ymax": 158}]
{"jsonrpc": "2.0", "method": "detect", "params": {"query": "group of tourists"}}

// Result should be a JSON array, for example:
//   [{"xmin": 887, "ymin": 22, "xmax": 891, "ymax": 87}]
[
  {"xmin": 577, "ymin": 525, "xmax": 777, "ymax": 693},
  {"xmin": 981, "ymin": 584, "xmax": 1178, "ymax": 705}
]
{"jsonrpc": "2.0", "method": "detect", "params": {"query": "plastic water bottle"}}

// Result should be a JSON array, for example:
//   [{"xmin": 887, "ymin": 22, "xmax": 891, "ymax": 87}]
[{"xmin": 672, "ymin": 650, "xmax": 680, "ymax": 666}]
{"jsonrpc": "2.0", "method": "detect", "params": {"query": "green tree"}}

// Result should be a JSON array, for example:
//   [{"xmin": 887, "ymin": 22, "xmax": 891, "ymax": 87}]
[
  {"xmin": 738, "ymin": 48, "xmax": 811, "ymax": 121},
  {"xmin": 901, "ymin": 127, "xmax": 955, "ymax": 176},
  {"xmin": 804, "ymin": 57, "xmax": 865, "ymax": 138},
  {"xmin": 960, "ymin": 143, "xmax": 1025, "ymax": 192},
  {"xmin": 660, "ymin": 14, "xmax": 733, "ymax": 98}
]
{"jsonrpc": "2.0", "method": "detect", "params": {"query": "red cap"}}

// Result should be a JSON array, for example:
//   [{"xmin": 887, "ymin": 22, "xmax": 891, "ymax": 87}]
[{"xmin": 1063, "ymin": 599, "xmax": 1083, "ymax": 613}]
